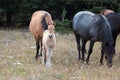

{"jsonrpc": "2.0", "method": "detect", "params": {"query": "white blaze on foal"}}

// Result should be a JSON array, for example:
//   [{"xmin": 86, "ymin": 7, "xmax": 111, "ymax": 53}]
[{"xmin": 42, "ymin": 25, "xmax": 56, "ymax": 67}]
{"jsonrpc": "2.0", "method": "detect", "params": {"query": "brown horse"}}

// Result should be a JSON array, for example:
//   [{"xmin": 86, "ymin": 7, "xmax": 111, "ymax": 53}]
[
  {"xmin": 100, "ymin": 9, "xmax": 114, "ymax": 15},
  {"xmin": 29, "ymin": 10, "xmax": 55, "ymax": 59}
]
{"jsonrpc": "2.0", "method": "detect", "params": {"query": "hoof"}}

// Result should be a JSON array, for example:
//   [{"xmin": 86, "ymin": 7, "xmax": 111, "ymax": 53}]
[
  {"xmin": 40, "ymin": 53, "xmax": 42, "ymax": 57},
  {"xmin": 86, "ymin": 59, "xmax": 89, "ymax": 64},
  {"xmin": 78, "ymin": 58, "xmax": 80, "ymax": 61},
  {"xmin": 107, "ymin": 63, "xmax": 112, "ymax": 67},
  {"xmin": 100, "ymin": 60, "xmax": 103, "ymax": 65},
  {"xmin": 35, "ymin": 55, "xmax": 39, "ymax": 60},
  {"xmin": 81, "ymin": 57, "xmax": 85, "ymax": 61}
]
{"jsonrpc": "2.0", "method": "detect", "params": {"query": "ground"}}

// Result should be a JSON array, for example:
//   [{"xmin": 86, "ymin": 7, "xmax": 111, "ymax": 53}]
[{"xmin": 0, "ymin": 28, "xmax": 120, "ymax": 80}]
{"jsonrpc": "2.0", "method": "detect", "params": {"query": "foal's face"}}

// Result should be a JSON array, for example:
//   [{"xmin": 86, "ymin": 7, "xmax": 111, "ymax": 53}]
[{"xmin": 48, "ymin": 25, "xmax": 55, "ymax": 38}]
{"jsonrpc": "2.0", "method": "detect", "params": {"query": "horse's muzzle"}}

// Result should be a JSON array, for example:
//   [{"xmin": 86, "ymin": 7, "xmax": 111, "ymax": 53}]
[
  {"xmin": 107, "ymin": 62, "xmax": 112, "ymax": 67},
  {"xmin": 49, "ymin": 35, "xmax": 52, "ymax": 38}
]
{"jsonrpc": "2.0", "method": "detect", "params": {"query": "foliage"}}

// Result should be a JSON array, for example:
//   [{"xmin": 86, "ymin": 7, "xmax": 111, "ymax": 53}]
[
  {"xmin": 55, "ymin": 19, "xmax": 72, "ymax": 34},
  {"xmin": 0, "ymin": 0, "xmax": 120, "ymax": 26},
  {"xmin": 62, "ymin": 8, "xmax": 67, "ymax": 21}
]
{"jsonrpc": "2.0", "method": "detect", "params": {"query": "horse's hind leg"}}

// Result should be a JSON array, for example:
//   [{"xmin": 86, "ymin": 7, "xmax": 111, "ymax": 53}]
[
  {"xmin": 35, "ymin": 41, "xmax": 40, "ymax": 59},
  {"xmin": 86, "ymin": 41, "xmax": 94, "ymax": 63},
  {"xmin": 100, "ymin": 43, "xmax": 106, "ymax": 65},
  {"xmin": 113, "ymin": 36, "xmax": 117, "ymax": 54},
  {"xmin": 100, "ymin": 50, "xmax": 104, "ymax": 65},
  {"xmin": 81, "ymin": 39, "xmax": 87, "ymax": 61},
  {"xmin": 74, "ymin": 32, "xmax": 81, "ymax": 61}
]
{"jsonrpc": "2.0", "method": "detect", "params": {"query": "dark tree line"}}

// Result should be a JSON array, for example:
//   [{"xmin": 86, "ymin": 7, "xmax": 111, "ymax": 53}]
[{"xmin": 0, "ymin": 0, "xmax": 120, "ymax": 26}]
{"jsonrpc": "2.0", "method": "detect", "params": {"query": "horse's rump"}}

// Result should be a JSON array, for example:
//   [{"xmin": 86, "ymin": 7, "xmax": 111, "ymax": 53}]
[
  {"xmin": 29, "ymin": 10, "xmax": 55, "ymax": 41},
  {"xmin": 106, "ymin": 13, "xmax": 120, "ymax": 36}
]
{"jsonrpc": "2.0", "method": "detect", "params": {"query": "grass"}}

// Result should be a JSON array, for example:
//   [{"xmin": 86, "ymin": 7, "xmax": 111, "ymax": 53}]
[{"xmin": 0, "ymin": 28, "xmax": 120, "ymax": 80}]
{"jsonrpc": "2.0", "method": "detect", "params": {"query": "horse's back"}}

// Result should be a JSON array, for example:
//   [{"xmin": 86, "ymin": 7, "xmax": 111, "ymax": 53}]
[
  {"xmin": 73, "ymin": 11, "xmax": 95, "ymax": 31},
  {"xmin": 72, "ymin": 11, "xmax": 109, "ymax": 40},
  {"xmin": 106, "ymin": 13, "xmax": 120, "ymax": 34},
  {"xmin": 73, "ymin": 11, "xmax": 96, "ymax": 38}
]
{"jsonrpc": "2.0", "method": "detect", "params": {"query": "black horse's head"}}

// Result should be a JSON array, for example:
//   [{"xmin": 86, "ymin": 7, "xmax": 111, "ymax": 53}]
[
  {"xmin": 105, "ymin": 42, "xmax": 115, "ymax": 67},
  {"xmin": 101, "ymin": 15, "xmax": 115, "ymax": 67}
]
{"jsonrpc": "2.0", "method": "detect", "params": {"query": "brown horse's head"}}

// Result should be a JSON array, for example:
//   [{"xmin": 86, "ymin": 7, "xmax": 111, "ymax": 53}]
[{"xmin": 100, "ymin": 9, "xmax": 114, "ymax": 15}]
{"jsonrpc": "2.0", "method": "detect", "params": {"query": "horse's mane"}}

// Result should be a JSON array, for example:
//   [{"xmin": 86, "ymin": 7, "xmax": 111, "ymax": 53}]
[
  {"xmin": 100, "ymin": 9, "xmax": 106, "ymax": 15},
  {"xmin": 41, "ymin": 13, "xmax": 48, "ymax": 30},
  {"xmin": 93, "ymin": 14, "xmax": 113, "ymax": 43},
  {"xmin": 101, "ymin": 15, "xmax": 113, "ymax": 43}
]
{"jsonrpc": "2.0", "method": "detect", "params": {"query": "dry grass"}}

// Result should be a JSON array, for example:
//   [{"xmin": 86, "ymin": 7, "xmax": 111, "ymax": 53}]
[{"xmin": 0, "ymin": 28, "xmax": 120, "ymax": 80}]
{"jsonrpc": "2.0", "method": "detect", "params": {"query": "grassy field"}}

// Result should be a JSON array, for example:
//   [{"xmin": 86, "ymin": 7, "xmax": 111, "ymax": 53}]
[{"xmin": 0, "ymin": 28, "xmax": 120, "ymax": 80}]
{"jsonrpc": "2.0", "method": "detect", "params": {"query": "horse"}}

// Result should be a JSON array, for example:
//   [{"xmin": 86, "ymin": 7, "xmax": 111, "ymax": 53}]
[
  {"xmin": 42, "ymin": 25, "xmax": 56, "ymax": 67},
  {"xmin": 29, "ymin": 10, "xmax": 55, "ymax": 59},
  {"xmin": 100, "ymin": 9, "xmax": 114, "ymax": 15},
  {"xmin": 72, "ymin": 11, "xmax": 115, "ymax": 67},
  {"xmin": 100, "ymin": 13, "xmax": 120, "ymax": 65}
]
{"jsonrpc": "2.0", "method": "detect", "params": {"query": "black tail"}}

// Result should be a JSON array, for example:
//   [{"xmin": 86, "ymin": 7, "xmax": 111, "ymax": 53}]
[{"xmin": 41, "ymin": 13, "xmax": 48, "ymax": 30}]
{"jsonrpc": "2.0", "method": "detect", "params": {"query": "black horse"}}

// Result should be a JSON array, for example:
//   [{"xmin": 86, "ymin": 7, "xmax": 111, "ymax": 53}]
[
  {"xmin": 100, "ymin": 13, "xmax": 120, "ymax": 65},
  {"xmin": 72, "ymin": 11, "xmax": 115, "ymax": 67}
]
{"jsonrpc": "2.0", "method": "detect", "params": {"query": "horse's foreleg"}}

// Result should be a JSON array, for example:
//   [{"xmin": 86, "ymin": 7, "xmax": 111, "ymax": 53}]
[
  {"xmin": 113, "ymin": 36, "xmax": 117, "ymax": 47},
  {"xmin": 74, "ymin": 32, "xmax": 81, "ymax": 61},
  {"xmin": 35, "ymin": 41, "xmax": 40, "ymax": 59},
  {"xmin": 81, "ymin": 39, "xmax": 87, "ymax": 61},
  {"xmin": 40, "ymin": 40, "xmax": 42, "ymax": 57},
  {"xmin": 86, "ymin": 41, "xmax": 94, "ymax": 63},
  {"xmin": 100, "ymin": 44, "xmax": 104, "ymax": 65},
  {"xmin": 46, "ymin": 47, "xmax": 52, "ymax": 67},
  {"xmin": 100, "ymin": 43, "xmax": 107, "ymax": 65},
  {"xmin": 113, "ymin": 36, "xmax": 117, "ymax": 55}
]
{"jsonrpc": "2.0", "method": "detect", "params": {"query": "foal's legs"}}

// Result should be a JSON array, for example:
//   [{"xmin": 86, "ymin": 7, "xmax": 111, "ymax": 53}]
[
  {"xmin": 42, "ymin": 47, "xmax": 45, "ymax": 64},
  {"xmin": 81, "ymin": 39, "xmax": 87, "ymax": 61},
  {"xmin": 46, "ymin": 47, "xmax": 52, "ymax": 67},
  {"xmin": 86, "ymin": 41, "xmax": 95, "ymax": 63},
  {"xmin": 74, "ymin": 32, "xmax": 81, "ymax": 61},
  {"xmin": 40, "ymin": 39, "xmax": 42, "ymax": 57}
]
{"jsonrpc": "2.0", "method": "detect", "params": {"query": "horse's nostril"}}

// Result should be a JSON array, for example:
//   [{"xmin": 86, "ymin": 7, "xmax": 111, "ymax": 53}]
[{"xmin": 49, "ymin": 35, "xmax": 52, "ymax": 38}]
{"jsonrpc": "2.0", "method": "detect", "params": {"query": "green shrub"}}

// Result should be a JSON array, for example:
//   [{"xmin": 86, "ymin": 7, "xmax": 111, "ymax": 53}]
[
  {"xmin": 90, "ymin": 6, "xmax": 105, "ymax": 13},
  {"xmin": 55, "ymin": 19, "xmax": 72, "ymax": 34}
]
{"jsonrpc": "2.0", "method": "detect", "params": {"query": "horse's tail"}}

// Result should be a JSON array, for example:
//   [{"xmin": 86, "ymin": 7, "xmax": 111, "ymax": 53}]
[
  {"xmin": 41, "ymin": 13, "xmax": 48, "ymax": 30},
  {"xmin": 72, "ymin": 15, "xmax": 78, "ymax": 31}
]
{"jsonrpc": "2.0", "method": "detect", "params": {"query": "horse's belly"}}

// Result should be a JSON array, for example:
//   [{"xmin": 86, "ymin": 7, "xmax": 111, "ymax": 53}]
[{"xmin": 76, "ymin": 25, "xmax": 90, "ymax": 39}]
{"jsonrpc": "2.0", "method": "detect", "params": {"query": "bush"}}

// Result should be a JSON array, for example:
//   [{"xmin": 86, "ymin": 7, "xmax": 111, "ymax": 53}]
[
  {"xmin": 55, "ymin": 19, "xmax": 72, "ymax": 34},
  {"xmin": 90, "ymin": 6, "xmax": 105, "ymax": 13}
]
